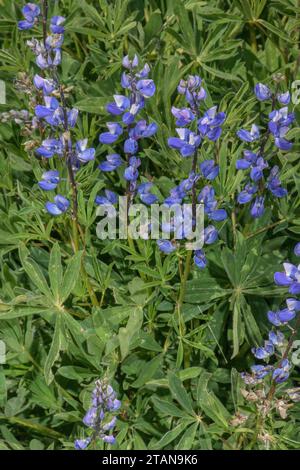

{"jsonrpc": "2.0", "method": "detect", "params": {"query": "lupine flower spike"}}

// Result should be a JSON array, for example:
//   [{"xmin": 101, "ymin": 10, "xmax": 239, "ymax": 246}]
[
  {"xmin": 74, "ymin": 380, "xmax": 121, "ymax": 450},
  {"xmin": 236, "ymin": 81, "xmax": 293, "ymax": 218},
  {"xmin": 159, "ymin": 75, "xmax": 227, "ymax": 268}
]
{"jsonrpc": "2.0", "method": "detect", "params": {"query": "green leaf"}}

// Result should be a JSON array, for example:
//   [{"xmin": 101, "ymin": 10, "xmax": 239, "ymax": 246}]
[
  {"xmin": 44, "ymin": 313, "xmax": 63, "ymax": 385},
  {"xmin": 168, "ymin": 372, "xmax": 195, "ymax": 416},
  {"xmin": 60, "ymin": 251, "xmax": 83, "ymax": 303},
  {"xmin": 48, "ymin": 243, "xmax": 63, "ymax": 303}
]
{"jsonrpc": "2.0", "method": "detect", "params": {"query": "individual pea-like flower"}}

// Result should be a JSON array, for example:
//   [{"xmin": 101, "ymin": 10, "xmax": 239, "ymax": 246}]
[
  {"xmin": 236, "ymin": 151, "xmax": 268, "ymax": 182},
  {"xmin": 198, "ymin": 186, "xmax": 227, "ymax": 222},
  {"xmin": 250, "ymin": 196, "xmax": 265, "ymax": 218},
  {"xmin": 137, "ymin": 182, "xmax": 158, "ymax": 205},
  {"xmin": 18, "ymin": 3, "xmax": 40, "ymax": 30},
  {"xmin": 194, "ymin": 249, "xmax": 207, "ymax": 269},
  {"xmin": 35, "ymin": 96, "xmax": 63, "ymax": 126},
  {"xmin": 274, "ymin": 262, "xmax": 300, "ymax": 294},
  {"xmin": 199, "ymin": 159, "xmax": 219, "ymax": 181},
  {"xmin": 129, "ymin": 120, "xmax": 158, "ymax": 140},
  {"xmin": 198, "ymin": 106, "xmax": 226, "ymax": 141},
  {"xmin": 75, "ymin": 380, "xmax": 121, "ymax": 450},
  {"xmin": 124, "ymin": 156, "xmax": 141, "ymax": 181},
  {"xmin": 171, "ymin": 107, "xmax": 195, "ymax": 126},
  {"xmin": 254, "ymin": 83, "xmax": 272, "ymax": 101},
  {"xmin": 294, "ymin": 243, "xmax": 300, "ymax": 256},
  {"xmin": 251, "ymin": 364, "xmax": 273, "ymax": 381},
  {"xmin": 75, "ymin": 139, "xmax": 95, "ymax": 163},
  {"xmin": 168, "ymin": 128, "xmax": 201, "ymax": 157},
  {"xmin": 33, "ymin": 74, "xmax": 56, "ymax": 95},
  {"xmin": 177, "ymin": 75, "xmax": 206, "ymax": 106},
  {"xmin": 252, "ymin": 340, "xmax": 274, "ymax": 360},
  {"xmin": 272, "ymin": 359, "xmax": 291, "ymax": 383},
  {"xmin": 237, "ymin": 124, "xmax": 260, "ymax": 143},
  {"xmin": 266, "ymin": 166, "xmax": 287, "ymax": 197},
  {"xmin": 156, "ymin": 240, "xmax": 176, "ymax": 254},
  {"xmin": 99, "ymin": 122, "xmax": 123, "ymax": 144},
  {"xmin": 136, "ymin": 79, "xmax": 156, "ymax": 98},
  {"xmin": 277, "ymin": 91, "xmax": 290, "ymax": 105},
  {"xmin": 50, "ymin": 16, "xmax": 66, "ymax": 34},
  {"xmin": 237, "ymin": 183, "xmax": 258, "ymax": 204},
  {"xmin": 107, "ymin": 95, "xmax": 131, "ymax": 116},
  {"xmin": 95, "ymin": 190, "xmax": 118, "ymax": 206},
  {"xmin": 38, "ymin": 170, "xmax": 60, "ymax": 190},
  {"xmin": 45, "ymin": 195, "xmax": 70, "ymax": 216},
  {"xmin": 36, "ymin": 138, "xmax": 64, "ymax": 158},
  {"xmin": 99, "ymin": 154, "xmax": 122, "ymax": 172},
  {"xmin": 203, "ymin": 225, "xmax": 218, "ymax": 244},
  {"xmin": 268, "ymin": 107, "xmax": 295, "ymax": 151}
]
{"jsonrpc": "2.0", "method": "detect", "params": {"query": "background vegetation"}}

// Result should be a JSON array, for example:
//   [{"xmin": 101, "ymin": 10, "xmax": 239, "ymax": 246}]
[{"xmin": 0, "ymin": 0, "xmax": 300, "ymax": 450}]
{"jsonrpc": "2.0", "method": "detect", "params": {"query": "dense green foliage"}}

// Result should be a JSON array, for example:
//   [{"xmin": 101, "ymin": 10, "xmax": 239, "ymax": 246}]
[{"xmin": 0, "ymin": 0, "xmax": 300, "ymax": 450}]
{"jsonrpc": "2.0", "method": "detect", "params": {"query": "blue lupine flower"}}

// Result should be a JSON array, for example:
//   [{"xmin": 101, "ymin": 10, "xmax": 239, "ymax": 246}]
[
  {"xmin": 129, "ymin": 120, "xmax": 158, "ymax": 139},
  {"xmin": 199, "ymin": 159, "xmax": 219, "ymax": 180},
  {"xmin": 95, "ymin": 190, "xmax": 118, "ymax": 206},
  {"xmin": 38, "ymin": 170, "xmax": 60, "ymax": 190},
  {"xmin": 136, "ymin": 79, "xmax": 156, "ymax": 98},
  {"xmin": 171, "ymin": 107, "xmax": 195, "ymax": 126},
  {"xmin": 35, "ymin": 96, "xmax": 63, "ymax": 126},
  {"xmin": 68, "ymin": 108, "xmax": 79, "ymax": 128},
  {"xmin": 237, "ymin": 124, "xmax": 260, "ymax": 142},
  {"xmin": 286, "ymin": 298, "xmax": 300, "ymax": 311},
  {"xmin": 33, "ymin": 74, "xmax": 56, "ymax": 95},
  {"xmin": 45, "ymin": 195, "xmax": 70, "ymax": 216},
  {"xmin": 124, "ymin": 138, "xmax": 138, "ymax": 154},
  {"xmin": 250, "ymin": 196, "xmax": 265, "ymax": 218},
  {"xmin": 107, "ymin": 95, "xmax": 131, "ymax": 116},
  {"xmin": 124, "ymin": 156, "xmax": 141, "ymax": 181},
  {"xmin": 266, "ymin": 166, "xmax": 287, "ymax": 197},
  {"xmin": 36, "ymin": 138, "xmax": 64, "ymax": 158},
  {"xmin": 252, "ymin": 340, "xmax": 274, "ymax": 359},
  {"xmin": 272, "ymin": 359, "xmax": 291, "ymax": 383},
  {"xmin": 267, "ymin": 308, "xmax": 296, "ymax": 326},
  {"xmin": 251, "ymin": 364, "xmax": 273, "ymax": 380},
  {"xmin": 99, "ymin": 122, "xmax": 123, "ymax": 144},
  {"xmin": 74, "ymin": 438, "xmax": 91, "ymax": 450},
  {"xmin": 194, "ymin": 249, "xmax": 207, "ymax": 269},
  {"xmin": 122, "ymin": 54, "xmax": 139, "ymax": 69},
  {"xmin": 236, "ymin": 151, "xmax": 268, "ymax": 181},
  {"xmin": 75, "ymin": 139, "xmax": 95, "ymax": 163},
  {"xmin": 254, "ymin": 83, "xmax": 272, "ymax": 101},
  {"xmin": 236, "ymin": 150, "xmax": 257, "ymax": 170},
  {"xmin": 198, "ymin": 106, "xmax": 226, "ymax": 141},
  {"xmin": 99, "ymin": 154, "xmax": 122, "ymax": 172},
  {"xmin": 269, "ymin": 330, "xmax": 285, "ymax": 347},
  {"xmin": 75, "ymin": 380, "xmax": 120, "ymax": 450},
  {"xmin": 168, "ymin": 128, "xmax": 201, "ymax": 157},
  {"xmin": 138, "ymin": 183, "xmax": 158, "ymax": 205},
  {"xmin": 237, "ymin": 183, "xmax": 257, "ymax": 204},
  {"xmin": 50, "ymin": 16, "xmax": 65, "ymax": 34},
  {"xmin": 277, "ymin": 91, "xmax": 290, "ymax": 105},
  {"xmin": 294, "ymin": 243, "xmax": 300, "ymax": 256},
  {"xmin": 157, "ymin": 240, "xmax": 176, "ymax": 254},
  {"xmin": 18, "ymin": 3, "xmax": 40, "ymax": 30},
  {"xmin": 274, "ymin": 262, "xmax": 300, "ymax": 294},
  {"xmin": 203, "ymin": 225, "xmax": 218, "ymax": 244},
  {"xmin": 177, "ymin": 75, "xmax": 206, "ymax": 105},
  {"xmin": 198, "ymin": 186, "xmax": 227, "ymax": 221},
  {"xmin": 268, "ymin": 107, "xmax": 294, "ymax": 150}
]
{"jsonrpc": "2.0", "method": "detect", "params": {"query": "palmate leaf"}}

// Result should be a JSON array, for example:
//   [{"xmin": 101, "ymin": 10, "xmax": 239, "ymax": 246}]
[{"xmin": 44, "ymin": 312, "xmax": 64, "ymax": 385}]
